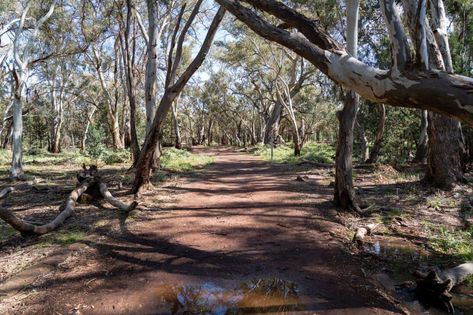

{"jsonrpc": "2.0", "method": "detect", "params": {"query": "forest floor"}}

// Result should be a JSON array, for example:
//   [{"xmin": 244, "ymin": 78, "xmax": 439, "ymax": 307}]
[{"xmin": 0, "ymin": 146, "xmax": 472, "ymax": 314}]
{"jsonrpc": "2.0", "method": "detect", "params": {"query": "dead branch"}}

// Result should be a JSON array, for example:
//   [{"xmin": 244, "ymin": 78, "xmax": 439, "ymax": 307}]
[
  {"xmin": 99, "ymin": 182, "xmax": 137, "ymax": 212},
  {"xmin": 0, "ymin": 166, "xmax": 138, "ymax": 235},
  {"xmin": 415, "ymin": 262, "xmax": 473, "ymax": 313},
  {"xmin": 0, "ymin": 179, "xmax": 92, "ymax": 235}
]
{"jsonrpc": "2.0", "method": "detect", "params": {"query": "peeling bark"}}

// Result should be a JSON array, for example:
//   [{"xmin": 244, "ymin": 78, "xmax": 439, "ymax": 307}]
[{"xmin": 380, "ymin": 0, "xmax": 412, "ymax": 69}]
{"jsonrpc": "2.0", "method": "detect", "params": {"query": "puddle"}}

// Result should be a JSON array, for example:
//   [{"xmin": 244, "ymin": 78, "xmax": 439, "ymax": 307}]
[
  {"xmin": 364, "ymin": 239, "xmax": 430, "ymax": 264},
  {"xmin": 153, "ymin": 278, "xmax": 303, "ymax": 314}
]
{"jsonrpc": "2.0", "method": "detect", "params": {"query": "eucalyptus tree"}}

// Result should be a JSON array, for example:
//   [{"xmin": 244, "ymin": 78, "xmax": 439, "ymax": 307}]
[
  {"xmin": 333, "ymin": 0, "xmax": 360, "ymax": 211},
  {"xmin": 399, "ymin": 0, "xmax": 465, "ymax": 188},
  {"xmin": 215, "ymin": 0, "xmax": 473, "ymax": 125},
  {"xmin": 219, "ymin": 31, "xmax": 316, "ymax": 152},
  {"xmin": 214, "ymin": 0, "xmax": 473, "ymax": 210},
  {"xmin": 117, "ymin": 0, "xmax": 142, "ymax": 161},
  {"xmin": 88, "ymin": 43, "xmax": 125, "ymax": 149},
  {"xmin": 132, "ymin": 1, "xmax": 226, "ymax": 192},
  {"xmin": 0, "ymin": 0, "xmax": 58, "ymax": 178}
]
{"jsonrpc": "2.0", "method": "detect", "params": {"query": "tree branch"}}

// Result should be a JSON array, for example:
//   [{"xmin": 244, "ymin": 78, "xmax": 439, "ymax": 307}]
[{"xmin": 215, "ymin": 0, "xmax": 473, "ymax": 126}]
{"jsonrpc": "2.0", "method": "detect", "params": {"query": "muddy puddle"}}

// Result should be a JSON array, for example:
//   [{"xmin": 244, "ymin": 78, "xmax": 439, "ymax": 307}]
[
  {"xmin": 365, "ymin": 238, "xmax": 473, "ymax": 314},
  {"xmin": 152, "ymin": 278, "xmax": 303, "ymax": 314}
]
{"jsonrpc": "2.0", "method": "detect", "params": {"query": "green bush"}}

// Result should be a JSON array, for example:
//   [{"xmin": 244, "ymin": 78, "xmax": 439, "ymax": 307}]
[
  {"xmin": 26, "ymin": 147, "xmax": 48, "ymax": 156},
  {"xmin": 102, "ymin": 149, "xmax": 131, "ymax": 164},
  {"xmin": 86, "ymin": 125, "xmax": 107, "ymax": 161}
]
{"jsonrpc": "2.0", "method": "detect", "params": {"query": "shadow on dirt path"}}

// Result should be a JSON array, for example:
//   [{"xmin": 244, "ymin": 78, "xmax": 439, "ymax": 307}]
[{"xmin": 0, "ymin": 147, "xmax": 401, "ymax": 314}]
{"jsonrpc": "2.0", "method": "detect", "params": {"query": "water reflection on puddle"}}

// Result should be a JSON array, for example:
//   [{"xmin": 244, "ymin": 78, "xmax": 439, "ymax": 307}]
[{"xmin": 153, "ymin": 278, "xmax": 302, "ymax": 314}]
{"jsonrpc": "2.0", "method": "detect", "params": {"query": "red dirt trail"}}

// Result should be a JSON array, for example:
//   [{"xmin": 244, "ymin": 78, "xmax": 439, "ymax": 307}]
[{"xmin": 1, "ymin": 147, "xmax": 400, "ymax": 314}]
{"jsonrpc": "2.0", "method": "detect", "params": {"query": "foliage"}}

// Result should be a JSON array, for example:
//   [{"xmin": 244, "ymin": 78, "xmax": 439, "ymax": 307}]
[
  {"xmin": 86, "ymin": 124, "xmax": 107, "ymax": 162},
  {"xmin": 356, "ymin": 104, "xmax": 420, "ymax": 164},
  {"xmin": 254, "ymin": 141, "xmax": 335, "ymax": 164},
  {"xmin": 160, "ymin": 148, "xmax": 214, "ymax": 172},
  {"xmin": 102, "ymin": 149, "xmax": 131, "ymax": 164}
]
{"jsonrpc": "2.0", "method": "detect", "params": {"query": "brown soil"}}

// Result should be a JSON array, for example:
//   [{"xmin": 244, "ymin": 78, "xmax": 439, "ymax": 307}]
[{"xmin": 0, "ymin": 147, "xmax": 402, "ymax": 314}]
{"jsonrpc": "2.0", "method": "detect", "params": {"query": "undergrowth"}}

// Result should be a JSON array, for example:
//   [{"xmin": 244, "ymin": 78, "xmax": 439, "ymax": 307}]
[
  {"xmin": 161, "ymin": 147, "xmax": 214, "ymax": 172},
  {"xmin": 428, "ymin": 225, "xmax": 473, "ymax": 262},
  {"xmin": 254, "ymin": 142, "xmax": 335, "ymax": 164}
]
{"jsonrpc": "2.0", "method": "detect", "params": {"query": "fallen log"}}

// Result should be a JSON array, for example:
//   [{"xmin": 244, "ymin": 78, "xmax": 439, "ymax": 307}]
[
  {"xmin": 0, "ymin": 165, "xmax": 137, "ymax": 235},
  {"xmin": 0, "ymin": 180, "xmax": 92, "ymax": 235},
  {"xmin": 415, "ymin": 262, "xmax": 473, "ymax": 313},
  {"xmin": 352, "ymin": 223, "xmax": 378, "ymax": 247}
]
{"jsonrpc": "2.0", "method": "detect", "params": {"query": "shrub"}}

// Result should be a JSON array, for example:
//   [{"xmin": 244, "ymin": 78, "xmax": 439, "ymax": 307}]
[
  {"xmin": 254, "ymin": 141, "xmax": 336, "ymax": 164},
  {"xmin": 102, "ymin": 149, "xmax": 131, "ymax": 164},
  {"xmin": 86, "ymin": 125, "xmax": 107, "ymax": 161}
]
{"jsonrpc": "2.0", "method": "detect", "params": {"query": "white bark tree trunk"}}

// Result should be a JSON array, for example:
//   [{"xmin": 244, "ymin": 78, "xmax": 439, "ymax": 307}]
[
  {"xmin": 334, "ymin": 0, "xmax": 360, "ymax": 212},
  {"xmin": 8, "ymin": 1, "xmax": 56, "ymax": 178},
  {"xmin": 11, "ymin": 70, "xmax": 25, "ymax": 178}
]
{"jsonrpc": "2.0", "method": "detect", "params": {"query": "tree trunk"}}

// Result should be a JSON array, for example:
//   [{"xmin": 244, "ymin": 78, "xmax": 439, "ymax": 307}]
[
  {"xmin": 132, "ymin": 5, "xmax": 225, "ymax": 193},
  {"xmin": 413, "ymin": 110, "xmax": 429, "ymax": 163},
  {"xmin": 171, "ymin": 101, "xmax": 182, "ymax": 149},
  {"xmin": 334, "ymin": 93, "xmax": 360, "ymax": 211},
  {"xmin": 334, "ymin": 0, "xmax": 360, "ymax": 212},
  {"xmin": 3, "ymin": 121, "xmax": 12, "ymax": 149},
  {"xmin": 293, "ymin": 131, "xmax": 301, "ymax": 156},
  {"xmin": 207, "ymin": 118, "xmax": 213, "ymax": 146},
  {"xmin": 366, "ymin": 104, "xmax": 386, "ymax": 163},
  {"xmin": 355, "ymin": 117, "xmax": 369, "ymax": 162},
  {"xmin": 123, "ymin": 0, "xmax": 141, "ymax": 163},
  {"xmin": 82, "ymin": 107, "xmax": 96, "ymax": 150},
  {"xmin": 264, "ymin": 101, "xmax": 283, "ymax": 145},
  {"xmin": 49, "ymin": 79, "xmax": 64, "ymax": 154},
  {"xmin": 426, "ymin": 113, "xmax": 465, "ymax": 189},
  {"xmin": 198, "ymin": 121, "xmax": 205, "ymax": 144},
  {"xmin": 11, "ymin": 70, "xmax": 24, "ymax": 179},
  {"xmin": 92, "ymin": 47, "xmax": 123, "ymax": 150},
  {"xmin": 144, "ymin": 0, "xmax": 158, "ymax": 133},
  {"xmin": 422, "ymin": 0, "xmax": 465, "ymax": 189}
]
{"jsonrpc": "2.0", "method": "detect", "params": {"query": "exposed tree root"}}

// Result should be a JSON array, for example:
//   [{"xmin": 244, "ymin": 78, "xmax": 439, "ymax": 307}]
[
  {"xmin": 415, "ymin": 262, "xmax": 473, "ymax": 313},
  {"xmin": 0, "ymin": 166, "xmax": 138, "ymax": 235}
]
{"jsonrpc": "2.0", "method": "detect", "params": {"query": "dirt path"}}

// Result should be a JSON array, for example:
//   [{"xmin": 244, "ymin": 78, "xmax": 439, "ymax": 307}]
[{"xmin": 0, "ymin": 147, "xmax": 400, "ymax": 314}]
